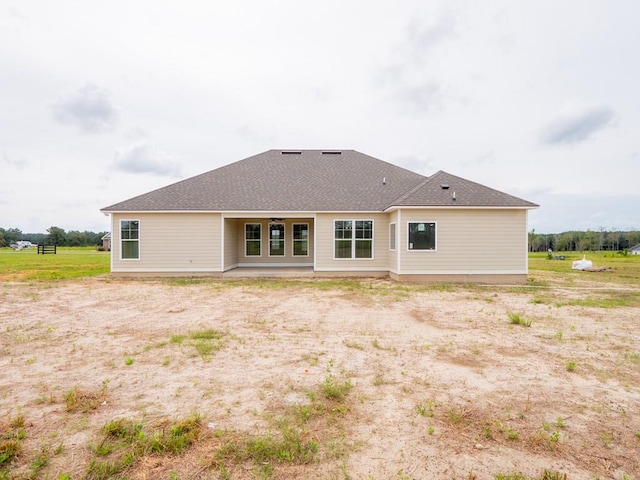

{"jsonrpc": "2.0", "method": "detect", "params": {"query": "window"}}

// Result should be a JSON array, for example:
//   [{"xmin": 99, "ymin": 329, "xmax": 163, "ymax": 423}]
[
  {"xmin": 269, "ymin": 223, "xmax": 285, "ymax": 256},
  {"xmin": 245, "ymin": 223, "xmax": 261, "ymax": 256},
  {"xmin": 408, "ymin": 222, "xmax": 436, "ymax": 251},
  {"xmin": 389, "ymin": 223, "xmax": 396, "ymax": 251},
  {"xmin": 120, "ymin": 220, "xmax": 139, "ymax": 259},
  {"xmin": 293, "ymin": 223, "xmax": 309, "ymax": 256},
  {"xmin": 334, "ymin": 220, "xmax": 373, "ymax": 259}
]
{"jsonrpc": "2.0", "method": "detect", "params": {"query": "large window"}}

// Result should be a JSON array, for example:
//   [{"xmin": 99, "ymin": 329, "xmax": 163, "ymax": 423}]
[
  {"xmin": 245, "ymin": 223, "xmax": 261, "ymax": 256},
  {"xmin": 408, "ymin": 222, "xmax": 436, "ymax": 251},
  {"xmin": 334, "ymin": 220, "xmax": 373, "ymax": 259},
  {"xmin": 293, "ymin": 223, "xmax": 309, "ymax": 256},
  {"xmin": 120, "ymin": 220, "xmax": 139, "ymax": 259},
  {"xmin": 269, "ymin": 223, "xmax": 285, "ymax": 256}
]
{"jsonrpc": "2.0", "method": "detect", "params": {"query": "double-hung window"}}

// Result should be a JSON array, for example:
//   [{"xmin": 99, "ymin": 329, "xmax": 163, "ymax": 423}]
[
  {"xmin": 245, "ymin": 223, "xmax": 261, "ymax": 256},
  {"xmin": 334, "ymin": 220, "xmax": 373, "ymax": 259},
  {"xmin": 408, "ymin": 222, "xmax": 436, "ymax": 251},
  {"xmin": 292, "ymin": 223, "xmax": 309, "ymax": 256},
  {"xmin": 120, "ymin": 220, "xmax": 139, "ymax": 259}
]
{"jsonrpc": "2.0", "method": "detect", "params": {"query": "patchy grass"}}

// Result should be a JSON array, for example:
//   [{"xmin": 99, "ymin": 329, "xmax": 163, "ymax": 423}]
[{"xmin": 508, "ymin": 312, "xmax": 532, "ymax": 327}]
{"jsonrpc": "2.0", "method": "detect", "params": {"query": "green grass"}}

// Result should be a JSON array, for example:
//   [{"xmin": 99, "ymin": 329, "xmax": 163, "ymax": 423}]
[
  {"xmin": 508, "ymin": 312, "xmax": 532, "ymax": 327},
  {"xmin": 529, "ymin": 251, "xmax": 640, "ymax": 285},
  {"xmin": 0, "ymin": 246, "xmax": 109, "ymax": 281},
  {"xmin": 86, "ymin": 414, "xmax": 201, "ymax": 479}
]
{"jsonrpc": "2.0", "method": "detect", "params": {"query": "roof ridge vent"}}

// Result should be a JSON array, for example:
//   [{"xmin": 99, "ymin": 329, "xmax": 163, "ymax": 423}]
[
  {"xmin": 321, "ymin": 150, "xmax": 342, "ymax": 155},
  {"xmin": 281, "ymin": 151, "xmax": 302, "ymax": 155}
]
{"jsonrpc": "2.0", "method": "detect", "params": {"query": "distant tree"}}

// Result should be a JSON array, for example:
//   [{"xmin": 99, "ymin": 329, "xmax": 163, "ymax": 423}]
[
  {"xmin": 46, "ymin": 226, "xmax": 67, "ymax": 246},
  {"xmin": 0, "ymin": 227, "xmax": 23, "ymax": 246}
]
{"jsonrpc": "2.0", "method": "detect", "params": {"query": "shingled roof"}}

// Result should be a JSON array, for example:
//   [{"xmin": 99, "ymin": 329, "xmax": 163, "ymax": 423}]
[{"xmin": 101, "ymin": 150, "xmax": 537, "ymax": 212}]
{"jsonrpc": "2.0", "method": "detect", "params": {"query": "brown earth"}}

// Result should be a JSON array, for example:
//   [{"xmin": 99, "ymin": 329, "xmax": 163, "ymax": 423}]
[{"xmin": 1, "ymin": 275, "xmax": 639, "ymax": 479}]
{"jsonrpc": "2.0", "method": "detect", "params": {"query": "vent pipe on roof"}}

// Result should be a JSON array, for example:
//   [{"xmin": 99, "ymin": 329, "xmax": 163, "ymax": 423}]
[
  {"xmin": 382, "ymin": 177, "xmax": 386, "ymax": 185},
  {"xmin": 452, "ymin": 191, "xmax": 456, "ymax": 201}
]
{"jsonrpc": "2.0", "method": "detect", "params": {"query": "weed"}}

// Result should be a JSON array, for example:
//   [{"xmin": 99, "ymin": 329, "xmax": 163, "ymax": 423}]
[
  {"xmin": 566, "ymin": 361, "xmax": 576, "ymax": 372},
  {"xmin": 30, "ymin": 445, "xmax": 49, "ymax": 476},
  {"xmin": 124, "ymin": 356, "xmax": 134, "ymax": 366},
  {"xmin": 495, "ymin": 472, "xmax": 566, "ymax": 480},
  {"xmin": 626, "ymin": 352, "xmax": 640, "ymax": 362},
  {"xmin": 320, "ymin": 374, "xmax": 352, "ymax": 402},
  {"xmin": 506, "ymin": 429, "xmax": 518, "ymax": 440},
  {"xmin": 85, "ymin": 414, "xmax": 201, "ymax": 479},
  {"xmin": 342, "ymin": 339, "xmax": 364, "ymax": 350},
  {"xmin": 555, "ymin": 331, "xmax": 563, "ymax": 341},
  {"xmin": 508, "ymin": 312, "xmax": 532, "ymax": 327},
  {"xmin": 427, "ymin": 426, "xmax": 435, "ymax": 435},
  {"xmin": 65, "ymin": 381, "xmax": 108, "ymax": 412},
  {"xmin": 600, "ymin": 431, "xmax": 614, "ymax": 447},
  {"xmin": 635, "ymin": 432, "xmax": 640, "ymax": 439}
]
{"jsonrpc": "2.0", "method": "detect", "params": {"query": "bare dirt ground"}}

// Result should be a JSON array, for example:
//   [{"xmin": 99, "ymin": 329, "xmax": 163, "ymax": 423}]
[{"xmin": 1, "ymin": 275, "xmax": 639, "ymax": 479}]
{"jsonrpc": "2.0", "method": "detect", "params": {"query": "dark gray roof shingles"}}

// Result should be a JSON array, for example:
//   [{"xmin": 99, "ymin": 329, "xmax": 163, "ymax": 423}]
[{"xmin": 101, "ymin": 150, "xmax": 537, "ymax": 212}]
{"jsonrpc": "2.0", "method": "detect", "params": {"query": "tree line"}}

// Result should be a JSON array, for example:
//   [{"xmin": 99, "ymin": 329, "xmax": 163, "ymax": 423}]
[
  {"xmin": 528, "ymin": 229, "xmax": 640, "ymax": 253},
  {"xmin": 0, "ymin": 226, "xmax": 108, "ymax": 248}
]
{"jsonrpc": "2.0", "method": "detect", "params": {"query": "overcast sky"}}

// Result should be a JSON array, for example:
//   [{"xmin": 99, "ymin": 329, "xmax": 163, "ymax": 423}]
[{"xmin": 1, "ymin": 1, "xmax": 639, "ymax": 234}]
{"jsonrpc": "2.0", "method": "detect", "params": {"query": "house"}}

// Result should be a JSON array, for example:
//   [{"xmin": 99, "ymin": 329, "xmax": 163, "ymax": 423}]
[
  {"xmin": 101, "ymin": 232, "xmax": 111, "ymax": 251},
  {"xmin": 100, "ymin": 150, "xmax": 538, "ymax": 283},
  {"xmin": 630, "ymin": 244, "xmax": 640, "ymax": 255}
]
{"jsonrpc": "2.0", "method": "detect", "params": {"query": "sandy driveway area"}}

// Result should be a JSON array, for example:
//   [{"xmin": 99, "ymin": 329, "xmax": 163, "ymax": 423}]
[{"xmin": 1, "ymin": 276, "xmax": 639, "ymax": 479}]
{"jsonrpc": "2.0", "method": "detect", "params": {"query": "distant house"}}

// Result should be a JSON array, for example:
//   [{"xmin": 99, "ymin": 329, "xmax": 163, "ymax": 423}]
[
  {"xmin": 630, "ymin": 244, "xmax": 640, "ymax": 255},
  {"xmin": 101, "ymin": 232, "xmax": 111, "ymax": 251},
  {"xmin": 100, "ymin": 150, "xmax": 538, "ymax": 283}
]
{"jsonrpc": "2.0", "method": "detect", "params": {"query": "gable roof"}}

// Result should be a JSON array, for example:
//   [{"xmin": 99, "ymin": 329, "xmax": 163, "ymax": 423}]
[
  {"xmin": 101, "ymin": 149, "xmax": 538, "ymax": 213},
  {"xmin": 390, "ymin": 170, "xmax": 538, "ymax": 208}
]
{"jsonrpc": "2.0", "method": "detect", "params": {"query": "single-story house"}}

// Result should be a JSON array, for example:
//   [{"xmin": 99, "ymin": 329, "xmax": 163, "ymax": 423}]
[
  {"xmin": 101, "ymin": 232, "xmax": 111, "ymax": 251},
  {"xmin": 100, "ymin": 150, "xmax": 538, "ymax": 283},
  {"xmin": 630, "ymin": 244, "xmax": 640, "ymax": 255}
]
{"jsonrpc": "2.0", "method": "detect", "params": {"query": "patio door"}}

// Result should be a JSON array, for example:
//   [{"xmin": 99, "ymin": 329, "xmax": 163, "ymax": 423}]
[{"xmin": 269, "ymin": 223, "xmax": 285, "ymax": 256}]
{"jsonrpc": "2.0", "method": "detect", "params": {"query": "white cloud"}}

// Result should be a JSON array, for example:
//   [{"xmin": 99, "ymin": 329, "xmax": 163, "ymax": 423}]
[
  {"xmin": 51, "ymin": 84, "xmax": 118, "ymax": 134},
  {"xmin": 114, "ymin": 142, "xmax": 182, "ymax": 177}
]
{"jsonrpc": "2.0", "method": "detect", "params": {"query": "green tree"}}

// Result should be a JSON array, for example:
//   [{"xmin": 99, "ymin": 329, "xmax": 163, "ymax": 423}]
[{"xmin": 46, "ymin": 226, "xmax": 67, "ymax": 246}]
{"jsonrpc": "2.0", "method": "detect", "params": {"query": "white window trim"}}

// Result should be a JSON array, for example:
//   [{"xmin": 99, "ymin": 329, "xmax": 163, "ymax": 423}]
[
  {"xmin": 292, "ymin": 223, "xmax": 310, "ymax": 257},
  {"xmin": 119, "ymin": 219, "xmax": 140, "ymax": 261},
  {"xmin": 268, "ymin": 222, "xmax": 286, "ymax": 257},
  {"xmin": 407, "ymin": 221, "xmax": 437, "ymax": 252},
  {"xmin": 245, "ymin": 222, "xmax": 262, "ymax": 257},
  {"xmin": 389, "ymin": 222, "xmax": 396, "ymax": 251},
  {"xmin": 333, "ymin": 219, "xmax": 374, "ymax": 260}
]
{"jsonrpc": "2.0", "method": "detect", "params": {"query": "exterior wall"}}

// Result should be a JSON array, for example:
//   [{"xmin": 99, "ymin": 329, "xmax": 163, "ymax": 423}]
[
  {"xmin": 223, "ymin": 218, "xmax": 239, "ymax": 270},
  {"xmin": 111, "ymin": 213, "xmax": 222, "ymax": 273},
  {"xmin": 236, "ymin": 218, "xmax": 314, "ymax": 266},
  {"xmin": 315, "ymin": 212, "xmax": 390, "ymax": 272},
  {"xmin": 397, "ymin": 209, "xmax": 528, "ymax": 274}
]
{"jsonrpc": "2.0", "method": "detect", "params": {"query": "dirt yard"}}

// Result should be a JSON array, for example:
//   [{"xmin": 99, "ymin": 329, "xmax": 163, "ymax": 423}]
[{"xmin": 1, "ymin": 275, "xmax": 639, "ymax": 479}]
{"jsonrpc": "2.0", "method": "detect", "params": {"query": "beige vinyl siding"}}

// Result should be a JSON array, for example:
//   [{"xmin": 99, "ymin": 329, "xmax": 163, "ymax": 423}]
[
  {"xmin": 111, "ymin": 213, "xmax": 222, "ymax": 273},
  {"xmin": 223, "ymin": 218, "xmax": 239, "ymax": 270},
  {"xmin": 399, "ymin": 209, "xmax": 527, "ymax": 273},
  {"xmin": 315, "ymin": 213, "xmax": 390, "ymax": 271},
  {"xmin": 236, "ymin": 218, "xmax": 314, "ymax": 266}
]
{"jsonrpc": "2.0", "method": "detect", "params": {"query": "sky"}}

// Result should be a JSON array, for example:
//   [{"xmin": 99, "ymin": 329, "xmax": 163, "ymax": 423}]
[{"xmin": 1, "ymin": 1, "xmax": 639, "ymax": 234}]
